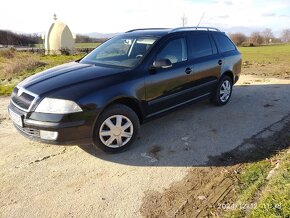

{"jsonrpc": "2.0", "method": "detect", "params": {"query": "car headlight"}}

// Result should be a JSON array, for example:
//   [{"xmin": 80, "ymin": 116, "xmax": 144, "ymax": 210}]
[{"xmin": 35, "ymin": 98, "xmax": 82, "ymax": 114}]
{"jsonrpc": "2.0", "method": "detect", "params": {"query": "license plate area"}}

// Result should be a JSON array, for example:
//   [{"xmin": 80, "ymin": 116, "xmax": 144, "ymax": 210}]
[{"xmin": 9, "ymin": 108, "xmax": 23, "ymax": 127}]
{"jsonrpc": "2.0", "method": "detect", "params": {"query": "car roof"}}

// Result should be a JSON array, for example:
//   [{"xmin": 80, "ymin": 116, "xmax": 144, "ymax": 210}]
[
  {"xmin": 124, "ymin": 29, "xmax": 171, "ymax": 37},
  {"xmin": 123, "ymin": 27, "xmax": 222, "ymax": 37}
]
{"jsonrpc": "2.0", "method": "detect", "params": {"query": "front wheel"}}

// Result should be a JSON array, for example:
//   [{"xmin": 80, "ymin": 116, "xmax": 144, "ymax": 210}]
[
  {"xmin": 93, "ymin": 104, "xmax": 140, "ymax": 153},
  {"xmin": 211, "ymin": 75, "xmax": 233, "ymax": 106}
]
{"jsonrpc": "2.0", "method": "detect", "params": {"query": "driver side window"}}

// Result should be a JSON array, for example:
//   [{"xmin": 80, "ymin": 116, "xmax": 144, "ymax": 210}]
[{"xmin": 156, "ymin": 38, "xmax": 187, "ymax": 64}]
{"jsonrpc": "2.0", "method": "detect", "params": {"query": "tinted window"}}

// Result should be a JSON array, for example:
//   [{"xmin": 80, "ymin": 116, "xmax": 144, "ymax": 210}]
[
  {"xmin": 189, "ymin": 33, "xmax": 213, "ymax": 58},
  {"xmin": 156, "ymin": 38, "xmax": 187, "ymax": 64},
  {"xmin": 213, "ymin": 33, "xmax": 236, "ymax": 53}
]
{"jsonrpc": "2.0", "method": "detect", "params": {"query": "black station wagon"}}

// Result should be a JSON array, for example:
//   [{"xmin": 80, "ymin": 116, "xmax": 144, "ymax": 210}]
[{"xmin": 8, "ymin": 27, "xmax": 242, "ymax": 153}]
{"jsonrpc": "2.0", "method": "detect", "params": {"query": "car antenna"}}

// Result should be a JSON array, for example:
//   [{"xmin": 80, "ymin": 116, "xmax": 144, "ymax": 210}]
[{"xmin": 197, "ymin": 12, "xmax": 205, "ymax": 27}]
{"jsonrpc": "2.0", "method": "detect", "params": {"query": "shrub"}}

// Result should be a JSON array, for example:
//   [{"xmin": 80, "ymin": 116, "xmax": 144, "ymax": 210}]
[
  {"xmin": 59, "ymin": 48, "xmax": 71, "ymax": 55},
  {"xmin": 241, "ymin": 42, "xmax": 255, "ymax": 47}
]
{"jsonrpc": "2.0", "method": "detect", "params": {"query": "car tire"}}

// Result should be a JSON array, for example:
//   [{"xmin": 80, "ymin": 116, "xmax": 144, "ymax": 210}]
[
  {"xmin": 93, "ymin": 104, "xmax": 140, "ymax": 153},
  {"xmin": 211, "ymin": 75, "xmax": 233, "ymax": 106}
]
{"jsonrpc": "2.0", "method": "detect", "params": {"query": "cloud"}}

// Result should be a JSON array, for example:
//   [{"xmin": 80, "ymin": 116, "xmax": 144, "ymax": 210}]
[
  {"xmin": 224, "ymin": 1, "xmax": 233, "ymax": 5},
  {"xmin": 217, "ymin": 15, "xmax": 230, "ymax": 19},
  {"xmin": 280, "ymin": 14, "xmax": 290, "ymax": 18},
  {"xmin": 262, "ymin": 13, "xmax": 276, "ymax": 17}
]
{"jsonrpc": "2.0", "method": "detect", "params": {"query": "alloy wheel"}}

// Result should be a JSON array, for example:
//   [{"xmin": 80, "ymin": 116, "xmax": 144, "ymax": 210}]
[{"xmin": 219, "ymin": 80, "xmax": 232, "ymax": 102}]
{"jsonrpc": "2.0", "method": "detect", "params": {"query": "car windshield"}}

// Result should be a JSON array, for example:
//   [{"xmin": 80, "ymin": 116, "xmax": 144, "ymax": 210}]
[{"xmin": 80, "ymin": 36, "xmax": 158, "ymax": 68}]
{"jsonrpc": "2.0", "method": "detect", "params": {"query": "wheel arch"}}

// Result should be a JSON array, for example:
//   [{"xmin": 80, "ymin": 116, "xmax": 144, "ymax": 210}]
[
  {"xmin": 103, "ymin": 97, "xmax": 144, "ymax": 124},
  {"xmin": 221, "ymin": 70, "xmax": 234, "ymax": 83}
]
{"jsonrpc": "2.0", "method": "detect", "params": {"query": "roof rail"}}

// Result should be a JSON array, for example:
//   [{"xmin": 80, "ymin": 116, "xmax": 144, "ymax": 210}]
[
  {"xmin": 126, "ymin": 28, "xmax": 169, "ymax": 33},
  {"xmin": 170, "ymin": 26, "xmax": 220, "ymax": 33}
]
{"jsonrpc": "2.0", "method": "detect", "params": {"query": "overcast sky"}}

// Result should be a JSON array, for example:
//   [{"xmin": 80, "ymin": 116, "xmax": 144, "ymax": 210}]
[{"xmin": 1, "ymin": 0, "xmax": 290, "ymax": 36}]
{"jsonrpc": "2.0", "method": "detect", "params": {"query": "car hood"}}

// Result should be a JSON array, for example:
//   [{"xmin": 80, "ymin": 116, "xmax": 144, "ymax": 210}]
[{"xmin": 18, "ymin": 62, "xmax": 127, "ymax": 96}]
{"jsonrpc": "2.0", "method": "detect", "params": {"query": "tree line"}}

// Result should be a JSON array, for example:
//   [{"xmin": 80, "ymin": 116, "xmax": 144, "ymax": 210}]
[
  {"xmin": 229, "ymin": 28, "xmax": 290, "ymax": 46},
  {"xmin": 1, "ymin": 28, "xmax": 290, "ymax": 47},
  {"xmin": 0, "ymin": 30, "xmax": 42, "ymax": 46},
  {"xmin": 75, "ymin": 34, "xmax": 108, "ymax": 43},
  {"xmin": 0, "ymin": 30, "xmax": 108, "ymax": 46}
]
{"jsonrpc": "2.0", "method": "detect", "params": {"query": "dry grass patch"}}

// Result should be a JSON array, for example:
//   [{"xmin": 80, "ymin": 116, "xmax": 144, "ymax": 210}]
[
  {"xmin": 0, "ymin": 50, "xmax": 46, "ymax": 80},
  {"xmin": 0, "ymin": 51, "xmax": 83, "ymax": 95},
  {"xmin": 2, "ymin": 56, "xmax": 46, "ymax": 78},
  {"xmin": 0, "ymin": 48, "xmax": 16, "ymax": 59}
]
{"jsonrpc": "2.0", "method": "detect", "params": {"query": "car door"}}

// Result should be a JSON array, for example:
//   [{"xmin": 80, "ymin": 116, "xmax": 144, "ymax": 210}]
[
  {"xmin": 145, "ymin": 36, "xmax": 196, "ymax": 116},
  {"xmin": 186, "ymin": 32, "xmax": 222, "ymax": 96}
]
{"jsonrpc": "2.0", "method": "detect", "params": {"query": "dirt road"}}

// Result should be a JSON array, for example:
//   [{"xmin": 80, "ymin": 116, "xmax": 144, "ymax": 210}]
[{"xmin": 1, "ymin": 75, "xmax": 290, "ymax": 217}]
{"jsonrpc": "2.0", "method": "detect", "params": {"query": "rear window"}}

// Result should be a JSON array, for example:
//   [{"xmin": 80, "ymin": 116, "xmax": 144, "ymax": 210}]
[
  {"xmin": 189, "ymin": 33, "xmax": 213, "ymax": 58},
  {"xmin": 213, "ymin": 33, "xmax": 236, "ymax": 53}
]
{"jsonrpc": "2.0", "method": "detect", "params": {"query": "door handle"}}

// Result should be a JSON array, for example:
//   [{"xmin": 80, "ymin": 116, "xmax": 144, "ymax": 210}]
[
  {"xmin": 185, "ymin": 68, "xmax": 192, "ymax": 74},
  {"xmin": 218, "ymin": 60, "xmax": 223, "ymax": 65}
]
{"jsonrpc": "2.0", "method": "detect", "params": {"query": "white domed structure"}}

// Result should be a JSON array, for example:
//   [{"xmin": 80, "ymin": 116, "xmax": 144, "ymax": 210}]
[{"xmin": 45, "ymin": 15, "xmax": 75, "ymax": 55}]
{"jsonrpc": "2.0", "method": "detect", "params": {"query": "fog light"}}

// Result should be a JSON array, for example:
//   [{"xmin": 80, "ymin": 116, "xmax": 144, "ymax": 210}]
[{"xmin": 40, "ymin": 130, "xmax": 58, "ymax": 140}]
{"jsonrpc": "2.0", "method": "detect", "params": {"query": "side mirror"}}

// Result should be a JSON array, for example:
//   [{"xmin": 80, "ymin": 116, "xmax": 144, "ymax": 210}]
[{"xmin": 153, "ymin": 59, "xmax": 173, "ymax": 69}]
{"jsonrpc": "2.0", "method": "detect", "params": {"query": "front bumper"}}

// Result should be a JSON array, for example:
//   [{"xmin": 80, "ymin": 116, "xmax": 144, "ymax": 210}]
[{"xmin": 8, "ymin": 103, "xmax": 97, "ymax": 145}]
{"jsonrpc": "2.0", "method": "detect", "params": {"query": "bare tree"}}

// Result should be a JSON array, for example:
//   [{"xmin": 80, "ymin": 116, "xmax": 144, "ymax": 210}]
[
  {"xmin": 250, "ymin": 31, "xmax": 263, "ymax": 46},
  {"xmin": 75, "ymin": 34, "xmax": 93, "ymax": 43},
  {"xmin": 281, "ymin": 29, "xmax": 290, "ymax": 43},
  {"xmin": 262, "ymin": 28, "xmax": 274, "ymax": 44},
  {"xmin": 0, "ymin": 30, "xmax": 41, "ymax": 46},
  {"xmin": 181, "ymin": 14, "xmax": 188, "ymax": 27},
  {"xmin": 229, "ymin": 33, "xmax": 247, "ymax": 46}
]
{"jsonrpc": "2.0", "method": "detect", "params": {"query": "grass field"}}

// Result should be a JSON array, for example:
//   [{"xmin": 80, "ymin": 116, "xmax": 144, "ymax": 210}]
[
  {"xmin": 239, "ymin": 44, "xmax": 290, "ymax": 64},
  {"xmin": 239, "ymin": 44, "xmax": 290, "ymax": 79}
]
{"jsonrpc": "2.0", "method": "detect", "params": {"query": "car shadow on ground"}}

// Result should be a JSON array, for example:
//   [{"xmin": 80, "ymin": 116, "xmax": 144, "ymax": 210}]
[{"xmin": 79, "ymin": 84, "xmax": 290, "ymax": 167}]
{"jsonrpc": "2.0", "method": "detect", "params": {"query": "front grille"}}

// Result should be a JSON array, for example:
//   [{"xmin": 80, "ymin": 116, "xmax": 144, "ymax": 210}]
[
  {"xmin": 15, "ymin": 125, "xmax": 40, "ymax": 138},
  {"xmin": 11, "ymin": 87, "xmax": 36, "ymax": 111}
]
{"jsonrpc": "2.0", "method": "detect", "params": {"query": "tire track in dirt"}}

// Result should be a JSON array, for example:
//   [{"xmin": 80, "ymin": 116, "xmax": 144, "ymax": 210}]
[
  {"xmin": 140, "ymin": 166, "xmax": 238, "ymax": 218},
  {"xmin": 140, "ymin": 114, "xmax": 290, "ymax": 218},
  {"xmin": 28, "ymin": 148, "xmax": 67, "ymax": 165}
]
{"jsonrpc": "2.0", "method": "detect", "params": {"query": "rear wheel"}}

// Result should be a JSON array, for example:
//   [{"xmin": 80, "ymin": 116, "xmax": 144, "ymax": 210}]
[
  {"xmin": 93, "ymin": 104, "xmax": 140, "ymax": 153},
  {"xmin": 211, "ymin": 75, "xmax": 233, "ymax": 106}
]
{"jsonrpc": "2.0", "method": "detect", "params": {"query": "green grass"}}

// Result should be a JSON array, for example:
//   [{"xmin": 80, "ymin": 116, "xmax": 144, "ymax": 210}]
[
  {"xmin": 237, "ymin": 161, "xmax": 271, "ymax": 202},
  {"xmin": 251, "ymin": 153, "xmax": 290, "ymax": 217},
  {"xmin": 0, "ymin": 84, "xmax": 14, "ymax": 95},
  {"xmin": 19, "ymin": 54, "xmax": 84, "ymax": 80},
  {"xmin": 239, "ymin": 44, "xmax": 290, "ymax": 64},
  {"xmin": 225, "ymin": 161, "xmax": 272, "ymax": 217},
  {"xmin": 224, "ymin": 150, "xmax": 290, "ymax": 218},
  {"xmin": 38, "ymin": 54, "xmax": 84, "ymax": 66},
  {"xmin": 75, "ymin": 43, "xmax": 101, "ymax": 48},
  {"xmin": 33, "ymin": 44, "xmax": 42, "ymax": 48}
]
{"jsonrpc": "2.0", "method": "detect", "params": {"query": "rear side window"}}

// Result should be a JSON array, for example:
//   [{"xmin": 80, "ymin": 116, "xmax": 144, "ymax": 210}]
[
  {"xmin": 188, "ymin": 33, "xmax": 213, "ymax": 58},
  {"xmin": 156, "ymin": 38, "xmax": 187, "ymax": 64},
  {"xmin": 213, "ymin": 33, "xmax": 236, "ymax": 53}
]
